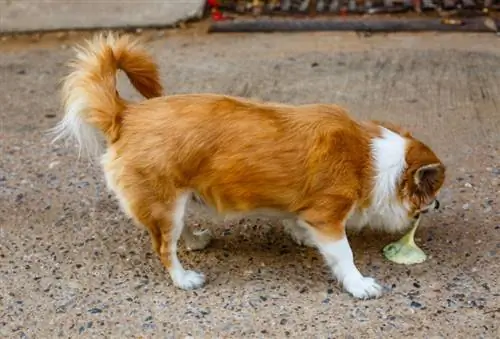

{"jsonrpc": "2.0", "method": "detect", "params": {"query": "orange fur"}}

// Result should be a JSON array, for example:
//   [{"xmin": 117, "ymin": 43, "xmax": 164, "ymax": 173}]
[
  {"xmin": 61, "ymin": 34, "xmax": 162, "ymax": 144},
  {"xmin": 402, "ymin": 140, "xmax": 446, "ymax": 210},
  {"xmin": 54, "ymin": 33, "xmax": 446, "ymax": 296}
]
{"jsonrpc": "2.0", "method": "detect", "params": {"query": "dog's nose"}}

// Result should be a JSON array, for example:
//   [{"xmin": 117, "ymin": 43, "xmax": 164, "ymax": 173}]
[{"xmin": 434, "ymin": 199, "xmax": 440, "ymax": 210}]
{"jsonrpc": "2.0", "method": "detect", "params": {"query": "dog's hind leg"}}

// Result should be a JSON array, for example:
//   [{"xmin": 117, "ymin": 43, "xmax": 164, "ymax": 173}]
[
  {"xmin": 159, "ymin": 192, "xmax": 205, "ymax": 289},
  {"xmin": 130, "ymin": 191, "xmax": 205, "ymax": 290}
]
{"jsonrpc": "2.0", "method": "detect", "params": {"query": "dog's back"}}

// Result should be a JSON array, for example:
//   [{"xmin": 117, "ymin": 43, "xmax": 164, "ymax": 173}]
[{"xmin": 110, "ymin": 93, "xmax": 371, "ymax": 215}]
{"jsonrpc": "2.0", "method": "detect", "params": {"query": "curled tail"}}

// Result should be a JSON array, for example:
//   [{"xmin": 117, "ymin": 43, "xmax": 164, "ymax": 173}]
[{"xmin": 51, "ymin": 33, "xmax": 163, "ymax": 158}]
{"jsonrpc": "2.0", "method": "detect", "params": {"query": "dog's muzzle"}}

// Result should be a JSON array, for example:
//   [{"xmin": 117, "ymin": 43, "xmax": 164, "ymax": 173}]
[{"xmin": 421, "ymin": 199, "xmax": 440, "ymax": 214}]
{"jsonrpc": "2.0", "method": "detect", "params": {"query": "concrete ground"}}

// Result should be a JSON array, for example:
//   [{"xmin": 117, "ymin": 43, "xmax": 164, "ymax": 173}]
[
  {"xmin": 0, "ymin": 30, "xmax": 499, "ymax": 338},
  {"xmin": 0, "ymin": 0, "xmax": 205, "ymax": 33}
]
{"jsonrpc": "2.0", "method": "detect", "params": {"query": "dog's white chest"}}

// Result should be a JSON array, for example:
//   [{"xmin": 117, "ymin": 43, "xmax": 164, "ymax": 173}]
[{"xmin": 346, "ymin": 202, "xmax": 411, "ymax": 233}]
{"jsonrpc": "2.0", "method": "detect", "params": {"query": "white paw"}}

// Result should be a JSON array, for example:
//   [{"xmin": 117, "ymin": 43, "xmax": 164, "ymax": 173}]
[
  {"xmin": 283, "ymin": 220, "xmax": 315, "ymax": 247},
  {"xmin": 171, "ymin": 270, "xmax": 205, "ymax": 290},
  {"xmin": 343, "ymin": 275, "xmax": 383, "ymax": 299},
  {"xmin": 185, "ymin": 229, "xmax": 212, "ymax": 251}
]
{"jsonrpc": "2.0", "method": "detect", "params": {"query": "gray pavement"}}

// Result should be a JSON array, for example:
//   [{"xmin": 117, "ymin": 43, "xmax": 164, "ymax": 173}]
[
  {"xmin": 0, "ymin": 31, "xmax": 499, "ymax": 338},
  {"xmin": 0, "ymin": 0, "xmax": 205, "ymax": 33}
]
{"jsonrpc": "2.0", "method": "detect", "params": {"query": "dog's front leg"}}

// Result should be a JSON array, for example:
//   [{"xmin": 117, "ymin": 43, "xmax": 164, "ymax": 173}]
[{"xmin": 298, "ymin": 201, "xmax": 382, "ymax": 299}]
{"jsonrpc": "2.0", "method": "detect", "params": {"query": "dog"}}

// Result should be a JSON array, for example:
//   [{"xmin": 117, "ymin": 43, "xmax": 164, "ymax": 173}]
[{"xmin": 51, "ymin": 33, "xmax": 445, "ymax": 299}]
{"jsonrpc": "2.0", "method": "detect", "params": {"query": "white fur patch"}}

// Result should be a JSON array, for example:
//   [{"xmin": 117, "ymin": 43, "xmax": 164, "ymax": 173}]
[
  {"xmin": 169, "ymin": 192, "xmax": 205, "ymax": 290},
  {"xmin": 314, "ymin": 235, "xmax": 360, "ymax": 281},
  {"xmin": 170, "ymin": 192, "xmax": 191, "ymax": 251},
  {"xmin": 170, "ymin": 267, "xmax": 205, "ymax": 290},
  {"xmin": 49, "ymin": 35, "xmax": 124, "ymax": 159},
  {"xmin": 101, "ymin": 149, "xmax": 133, "ymax": 218},
  {"xmin": 50, "ymin": 76, "xmax": 104, "ymax": 160},
  {"xmin": 304, "ymin": 227, "xmax": 382, "ymax": 299},
  {"xmin": 371, "ymin": 128, "xmax": 407, "ymax": 208},
  {"xmin": 347, "ymin": 127, "xmax": 411, "ymax": 233}
]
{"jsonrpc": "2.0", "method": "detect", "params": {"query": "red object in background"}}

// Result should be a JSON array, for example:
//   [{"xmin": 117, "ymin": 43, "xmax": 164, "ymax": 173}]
[
  {"xmin": 412, "ymin": 0, "xmax": 422, "ymax": 12},
  {"xmin": 211, "ymin": 8, "xmax": 225, "ymax": 21},
  {"xmin": 208, "ymin": 0, "xmax": 227, "ymax": 21}
]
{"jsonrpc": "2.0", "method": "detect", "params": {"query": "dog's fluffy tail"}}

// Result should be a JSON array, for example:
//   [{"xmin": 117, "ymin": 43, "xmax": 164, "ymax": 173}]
[{"xmin": 51, "ymin": 33, "xmax": 163, "ymax": 158}]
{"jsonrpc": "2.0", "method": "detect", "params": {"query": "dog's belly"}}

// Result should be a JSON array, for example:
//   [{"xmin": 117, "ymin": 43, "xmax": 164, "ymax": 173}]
[
  {"xmin": 192, "ymin": 192, "xmax": 412, "ymax": 233},
  {"xmin": 190, "ymin": 192, "xmax": 295, "ymax": 222}
]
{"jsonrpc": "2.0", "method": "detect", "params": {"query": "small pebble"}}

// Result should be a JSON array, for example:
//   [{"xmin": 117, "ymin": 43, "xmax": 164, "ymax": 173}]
[
  {"xmin": 462, "ymin": 203, "xmax": 470, "ymax": 210},
  {"xmin": 49, "ymin": 161, "xmax": 60, "ymax": 169},
  {"xmin": 410, "ymin": 301, "xmax": 423, "ymax": 309},
  {"xmin": 88, "ymin": 307, "xmax": 102, "ymax": 314}
]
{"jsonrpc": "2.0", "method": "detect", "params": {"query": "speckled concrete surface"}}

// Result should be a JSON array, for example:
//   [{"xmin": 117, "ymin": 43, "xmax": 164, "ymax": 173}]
[{"xmin": 1, "ymin": 32, "xmax": 499, "ymax": 338}]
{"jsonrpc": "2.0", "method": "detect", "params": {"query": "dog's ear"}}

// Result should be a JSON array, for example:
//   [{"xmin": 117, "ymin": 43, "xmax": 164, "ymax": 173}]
[{"xmin": 414, "ymin": 163, "xmax": 445, "ymax": 196}]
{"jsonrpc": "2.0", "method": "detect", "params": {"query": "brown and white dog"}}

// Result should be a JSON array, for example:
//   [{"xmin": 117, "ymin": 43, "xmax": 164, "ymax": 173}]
[{"xmin": 52, "ymin": 34, "xmax": 445, "ymax": 299}]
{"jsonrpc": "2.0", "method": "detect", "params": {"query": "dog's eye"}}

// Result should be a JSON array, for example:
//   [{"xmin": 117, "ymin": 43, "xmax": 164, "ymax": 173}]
[{"xmin": 434, "ymin": 199, "xmax": 440, "ymax": 210}]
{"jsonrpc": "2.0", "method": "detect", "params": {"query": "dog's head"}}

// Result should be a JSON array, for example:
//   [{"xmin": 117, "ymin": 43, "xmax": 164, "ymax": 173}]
[
  {"xmin": 365, "ymin": 121, "xmax": 446, "ymax": 232},
  {"xmin": 377, "ymin": 121, "xmax": 446, "ymax": 217},
  {"xmin": 400, "ymin": 139, "xmax": 446, "ymax": 218}
]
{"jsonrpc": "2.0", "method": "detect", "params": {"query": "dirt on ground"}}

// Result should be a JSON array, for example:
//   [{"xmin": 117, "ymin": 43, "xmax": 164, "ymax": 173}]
[{"xmin": 0, "ymin": 29, "xmax": 499, "ymax": 338}]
